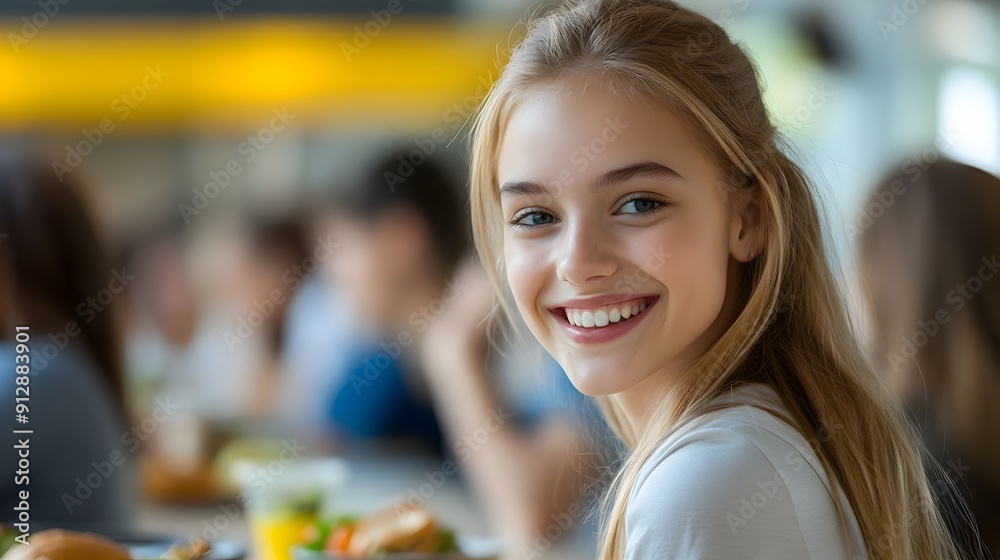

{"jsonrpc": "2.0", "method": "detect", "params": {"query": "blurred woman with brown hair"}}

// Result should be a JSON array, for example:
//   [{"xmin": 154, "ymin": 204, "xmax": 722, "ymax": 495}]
[
  {"xmin": 858, "ymin": 159, "xmax": 1000, "ymax": 556},
  {"xmin": 0, "ymin": 160, "xmax": 136, "ymax": 528}
]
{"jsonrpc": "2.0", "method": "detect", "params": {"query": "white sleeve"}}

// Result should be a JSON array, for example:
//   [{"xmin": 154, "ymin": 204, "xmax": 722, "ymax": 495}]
[{"xmin": 625, "ymin": 426, "xmax": 811, "ymax": 559}]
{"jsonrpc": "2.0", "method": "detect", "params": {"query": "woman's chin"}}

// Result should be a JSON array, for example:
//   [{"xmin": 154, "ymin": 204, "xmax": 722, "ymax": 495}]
[{"xmin": 563, "ymin": 363, "xmax": 647, "ymax": 398}]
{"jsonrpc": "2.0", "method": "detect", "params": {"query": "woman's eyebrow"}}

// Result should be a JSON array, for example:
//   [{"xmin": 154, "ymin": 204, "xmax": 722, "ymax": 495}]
[
  {"xmin": 499, "ymin": 180, "xmax": 550, "ymax": 199},
  {"xmin": 500, "ymin": 161, "xmax": 682, "ymax": 199},
  {"xmin": 592, "ymin": 161, "xmax": 682, "ymax": 190}
]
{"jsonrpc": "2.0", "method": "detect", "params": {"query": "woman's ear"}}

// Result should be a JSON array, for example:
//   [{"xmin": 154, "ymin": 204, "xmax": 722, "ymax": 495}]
[{"xmin": 728, "ymin": 175, "xmax": 767, "ymax": 263}]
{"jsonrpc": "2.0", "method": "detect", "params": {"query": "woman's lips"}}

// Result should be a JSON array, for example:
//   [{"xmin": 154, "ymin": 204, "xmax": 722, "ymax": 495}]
[{"xmin": 550, "ymin": 295, "xmax": 659, "ymax": 345}]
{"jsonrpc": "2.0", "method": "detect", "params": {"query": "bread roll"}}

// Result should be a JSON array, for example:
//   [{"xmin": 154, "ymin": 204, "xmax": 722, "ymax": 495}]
[
  {"xmin": 1, "ymin": 529, "xmax": 131, "ymax": 560},
  {"xmin": 347, "ymin": 504, "xmax": 442, "ymax": 555}
]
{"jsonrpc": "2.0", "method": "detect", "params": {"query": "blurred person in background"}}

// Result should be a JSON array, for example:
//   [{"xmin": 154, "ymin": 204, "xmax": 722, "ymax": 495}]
[
  {"xmin": 318, "ymin": 150, "xmax": 467, "ymax": 452},
  {"xmin": 122, "ymin": 217, "xmax": 200, "ymax": 419},
  {"xmin": 271, "ymin": 233, "xmax": 355, "ymax": 444},
  {"xmin": 318, "ymin": 149, "xmax": 605, "ymax": 546},
  {"xmin": 858, "ymin": 159, "xmax": 1000, "ymax": 556},
  {"xmin": 225, "ymin": 215, "xmax": 310, "ymax": 420},
  {"xmin": 159, "ymin": 213, "xmax": 309, "ymax": 425},
  {"xmin": 0, "ymin": 160, "xmax": 137, "ymax": 527},
  {"xmin": 134, "ymin": 212, "xmax": 312, "ymax": 499}
]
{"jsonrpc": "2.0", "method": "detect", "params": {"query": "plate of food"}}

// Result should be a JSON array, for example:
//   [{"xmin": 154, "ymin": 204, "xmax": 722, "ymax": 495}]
[
  {"xmin": 292, "ymin": 502, "xmax": 500, "ymax": 560},
  {"xmin": 0, "ymin": 527, "xmax": 244, "ymax": 560}
]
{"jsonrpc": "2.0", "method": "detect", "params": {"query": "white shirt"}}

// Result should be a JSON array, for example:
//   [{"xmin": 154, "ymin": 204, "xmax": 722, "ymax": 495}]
[{"xmin": 625, "ymin": 383, "xmax": 868, "ymax": 559}]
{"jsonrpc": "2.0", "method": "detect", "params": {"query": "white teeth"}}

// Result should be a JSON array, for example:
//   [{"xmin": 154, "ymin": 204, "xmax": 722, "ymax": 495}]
[
  {"xmin": 563, "ymin": 299, "xmax": 652, "ymax": 328},
  {"xmin": 594, "ymin": 310, "xmax": 609, "ymax": 327}
]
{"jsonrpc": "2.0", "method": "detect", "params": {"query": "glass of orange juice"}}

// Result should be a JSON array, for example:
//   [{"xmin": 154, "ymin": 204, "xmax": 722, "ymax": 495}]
[
  {"xmin": 250, "ymin": 510, "xmax": 316, "ymax": 560},
  {"xmin": 236, "ymin": 458, "xmax": 349, "ymax": 560}
]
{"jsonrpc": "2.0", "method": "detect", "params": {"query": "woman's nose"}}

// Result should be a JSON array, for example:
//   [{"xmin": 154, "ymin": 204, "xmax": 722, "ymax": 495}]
[{"xmin": 555, "ymin": 222, "xmax": 619, "ymax": 286}]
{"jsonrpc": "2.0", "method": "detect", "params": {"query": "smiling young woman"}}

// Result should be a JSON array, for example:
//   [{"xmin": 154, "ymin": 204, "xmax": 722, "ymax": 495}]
[{"xmin": 467, "ymin": 0, "xmax": 980, "ymax": 558}]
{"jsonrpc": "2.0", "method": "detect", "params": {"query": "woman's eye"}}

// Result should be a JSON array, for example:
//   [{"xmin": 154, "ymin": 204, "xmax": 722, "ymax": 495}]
[
  {"xmin": 619, "ymin": 198, "xmax": 663, "ymax": 214},
  {"xmin": 511, "ymin": 210, "xmax": 557, "ymax": 228}
]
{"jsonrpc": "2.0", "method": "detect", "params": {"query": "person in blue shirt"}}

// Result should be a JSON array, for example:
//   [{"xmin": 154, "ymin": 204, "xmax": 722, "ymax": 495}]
[{"xmin": 320, "ymin": 150, "xmax": 469, "ymax": 454}]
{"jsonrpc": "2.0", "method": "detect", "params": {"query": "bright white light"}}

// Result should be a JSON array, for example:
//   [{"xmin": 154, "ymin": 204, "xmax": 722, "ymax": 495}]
[{"xmin": 938, "ymin": 66, "xmax": 1000, "ymax": 173}]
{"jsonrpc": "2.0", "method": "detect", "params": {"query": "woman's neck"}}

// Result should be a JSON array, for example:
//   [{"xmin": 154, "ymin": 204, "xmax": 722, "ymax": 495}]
[{"xmin": 613, "ymin": 360, "xmax": 682, "ymax": 439}]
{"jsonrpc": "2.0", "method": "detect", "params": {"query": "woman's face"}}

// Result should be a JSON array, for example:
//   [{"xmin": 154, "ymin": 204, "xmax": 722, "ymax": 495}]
[{"xmin": 497, "ymin": 81, "xmax": 757, "ymax": 397}]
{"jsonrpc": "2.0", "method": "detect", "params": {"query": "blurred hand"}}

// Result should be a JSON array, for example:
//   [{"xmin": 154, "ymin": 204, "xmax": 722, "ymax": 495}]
[{"xmin": 419, "ymin": 258, "xmax": 496, "ymax": 379}]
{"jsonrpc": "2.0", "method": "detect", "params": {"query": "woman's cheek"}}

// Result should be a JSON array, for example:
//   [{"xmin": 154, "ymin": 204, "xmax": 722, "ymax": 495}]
[
  {"xmin": 628, "ymin": 224, "xmax": 678, "ymax": 279},
  {"xmin": 675, "ymin": 223, "xmax": 732, "ymax": 335},
  {"xmin": 504, "ymin": 237, "xmax": 551, "ymax": 328},
  {"xmin": 643, "ymin": 214, "xmax": 728, "ymax": 337}
]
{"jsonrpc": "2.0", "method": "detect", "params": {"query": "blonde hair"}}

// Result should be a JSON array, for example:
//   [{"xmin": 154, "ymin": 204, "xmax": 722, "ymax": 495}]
[{"xmin": 468, "ymin": 0, "xmax": 976, "ymax": 558}]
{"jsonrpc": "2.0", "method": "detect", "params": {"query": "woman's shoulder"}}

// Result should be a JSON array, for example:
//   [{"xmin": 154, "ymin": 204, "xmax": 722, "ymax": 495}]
[
  {"xmin": 625, "ymin": 384, "xmax": 866, "ymax": 559},
  {"xmin": 631, "ymin": 384, "xmax": 821, "ymax": 493}
]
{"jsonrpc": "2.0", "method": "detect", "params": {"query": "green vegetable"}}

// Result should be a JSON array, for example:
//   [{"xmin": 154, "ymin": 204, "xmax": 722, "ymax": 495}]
[
  {"xmin": 436, "ymin": 529, "xmax": 459, "ymax": 552},
  {"xmin": 0, "ymin": 525, "xmax": 17, "ymax": 556},
  {"xmin": 302, "ymin": 515, "xmax": 359, "ymax": 551}
]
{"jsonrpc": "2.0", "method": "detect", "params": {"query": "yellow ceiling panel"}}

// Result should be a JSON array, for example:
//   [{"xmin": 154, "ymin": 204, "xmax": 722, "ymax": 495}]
[{"xmin": 0, "ymin": 17, "xmax": 512, "ymax": 130}]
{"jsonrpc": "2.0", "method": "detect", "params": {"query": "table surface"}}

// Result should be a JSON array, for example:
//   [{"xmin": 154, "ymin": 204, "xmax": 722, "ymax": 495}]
[{"xmin": 135, "ymin": 453, "xmax": 592, "ymax": 560}]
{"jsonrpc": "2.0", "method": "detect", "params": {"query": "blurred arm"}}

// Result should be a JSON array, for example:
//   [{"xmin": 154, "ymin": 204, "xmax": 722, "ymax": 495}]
[{"xmin": 418, "ymin": 262, "xmax": 595, "ymax": 543}]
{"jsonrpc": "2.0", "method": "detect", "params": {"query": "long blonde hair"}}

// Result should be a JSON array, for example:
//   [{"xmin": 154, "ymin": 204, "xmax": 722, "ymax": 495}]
[{"xmin": 468, "ymin": 0, "xmax": 974, "ymax": 558}]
